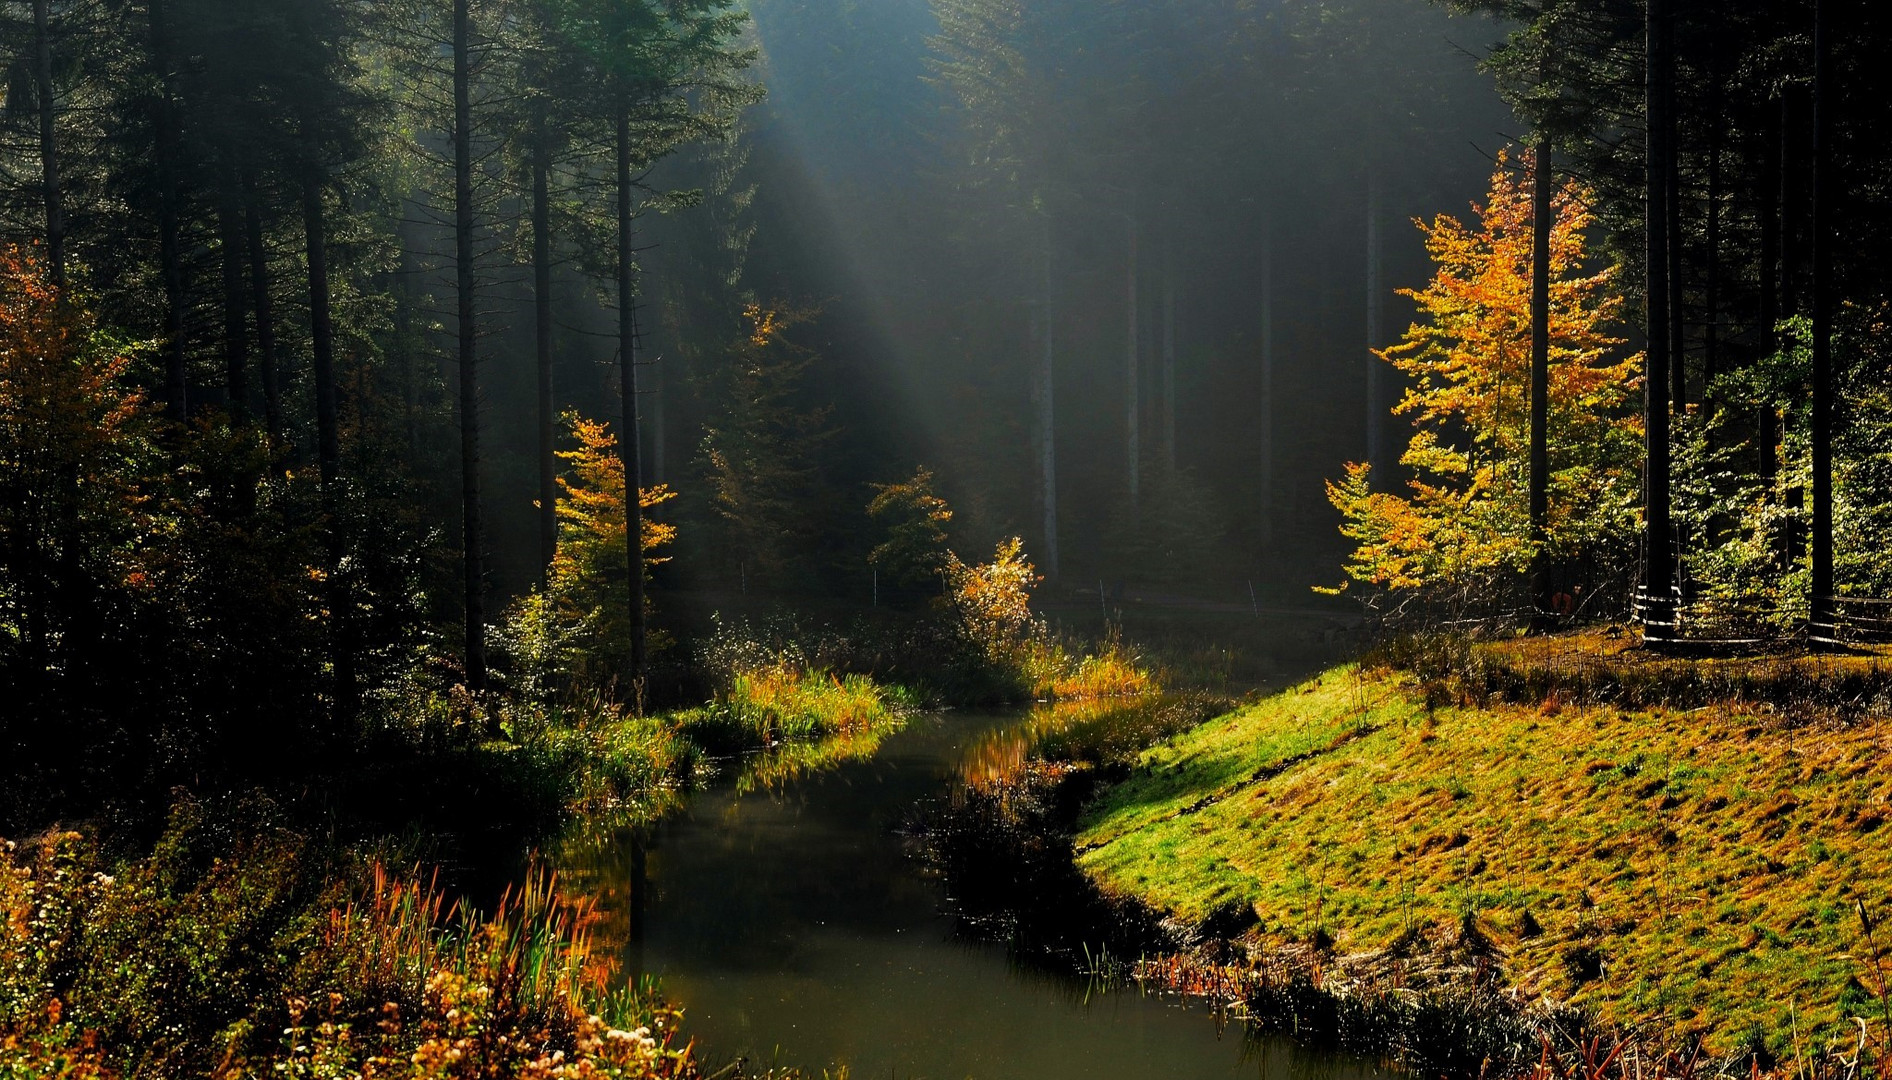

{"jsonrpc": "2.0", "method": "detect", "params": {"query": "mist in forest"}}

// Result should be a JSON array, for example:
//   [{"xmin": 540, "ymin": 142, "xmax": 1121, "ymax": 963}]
[{"xmin": 620, "ymin": 0, "xmax": 1517, "ymax": 604}]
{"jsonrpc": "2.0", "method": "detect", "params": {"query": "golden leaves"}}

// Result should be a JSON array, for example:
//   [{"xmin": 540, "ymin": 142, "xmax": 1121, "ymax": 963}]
[{"xmin": 1329, "ymin": 149, "xmax": 1644, "ymax": 593}]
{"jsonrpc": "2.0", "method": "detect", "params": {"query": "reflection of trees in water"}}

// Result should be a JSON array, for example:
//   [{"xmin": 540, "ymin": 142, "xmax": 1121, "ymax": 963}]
[
  {"xmin": 551, "ymin": 714, "xmax": 910, "ymax": 975},
  {"xmin": 552, "ymin": 821, "xmax": 652, "ymax": 983},
  {"xmin": 733, "ymin": 719, "xmax": 904, "ymax": 794},
  {"xmin": 955, "ymin": 697, "xmax": 1194, "ymax": 796}
]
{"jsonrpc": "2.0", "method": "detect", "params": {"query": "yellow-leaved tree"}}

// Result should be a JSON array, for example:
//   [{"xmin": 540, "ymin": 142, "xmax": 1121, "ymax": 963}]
[
  {"xmin": 1327, "ymin": 150, "xmax": 1643, "ymax": 600},
  {"xmin": 504, "ymin": 413, "xmax": 676, "ymax": 693}
]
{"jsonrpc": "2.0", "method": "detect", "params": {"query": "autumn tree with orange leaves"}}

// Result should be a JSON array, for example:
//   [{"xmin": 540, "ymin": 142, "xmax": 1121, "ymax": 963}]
[
  {"xmin": 1326, "ymin": 151, "xmax": 1643, "ymax": 601},
  {"xmin": 0, "ymin": 248, "xmax": 153, "ymax": 684},
  {"xmin": 502, "ymin": 413, "xmax": 677, "ymax": 693}
]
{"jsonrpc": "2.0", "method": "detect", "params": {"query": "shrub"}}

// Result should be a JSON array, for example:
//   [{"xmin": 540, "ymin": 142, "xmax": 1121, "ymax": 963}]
[{"xmin": 0, "ymin": 806, "xmax": 700, "ymax": 1079}]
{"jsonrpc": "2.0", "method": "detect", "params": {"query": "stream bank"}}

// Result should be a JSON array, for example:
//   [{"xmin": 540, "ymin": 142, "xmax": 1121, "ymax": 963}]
[{"xmin": 928, "ymin": 655, "xmax": 1892, "ymax": 1078}]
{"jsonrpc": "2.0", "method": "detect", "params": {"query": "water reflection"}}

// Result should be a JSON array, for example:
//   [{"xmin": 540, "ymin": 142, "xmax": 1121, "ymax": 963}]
[{"xmin": 558, "ymin": 706, "xmax": 1386, "ymax": 1080}]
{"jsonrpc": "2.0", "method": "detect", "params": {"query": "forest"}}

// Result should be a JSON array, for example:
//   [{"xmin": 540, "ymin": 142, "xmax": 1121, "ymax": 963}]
[{"xmin": 3, "ymin": 0, "xmax": 1892, "ymax": 1078}]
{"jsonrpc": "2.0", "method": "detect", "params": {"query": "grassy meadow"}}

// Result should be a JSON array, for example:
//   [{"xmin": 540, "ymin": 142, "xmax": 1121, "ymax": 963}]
[{"xmin": 1075, "ymin": 658, "xmax": 1892, "ymax": 1058}]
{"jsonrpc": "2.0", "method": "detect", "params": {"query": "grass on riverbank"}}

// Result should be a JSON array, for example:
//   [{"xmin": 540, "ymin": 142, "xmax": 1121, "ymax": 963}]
[{"xmin": 1075, "ymin": 661, "xmax": 1892, "ymax": 1060}]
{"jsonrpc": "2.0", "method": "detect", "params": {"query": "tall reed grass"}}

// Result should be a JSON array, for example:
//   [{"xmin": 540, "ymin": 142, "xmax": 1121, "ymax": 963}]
[{"xmin": 0, "ymin": 809, "xmax": 702, "ymax": 1079}]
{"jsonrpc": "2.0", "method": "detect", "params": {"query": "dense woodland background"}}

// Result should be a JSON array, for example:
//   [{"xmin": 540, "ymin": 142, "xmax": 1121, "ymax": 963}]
[{"xmin": 5, "ymin": 0, "xmax": 1892, "ymax": 818}]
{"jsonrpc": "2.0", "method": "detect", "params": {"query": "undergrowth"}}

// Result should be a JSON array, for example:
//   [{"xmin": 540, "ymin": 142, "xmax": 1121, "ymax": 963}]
[{"xmin": 0, "ymin": 801, "xmax": 698, "ymax": 1079}]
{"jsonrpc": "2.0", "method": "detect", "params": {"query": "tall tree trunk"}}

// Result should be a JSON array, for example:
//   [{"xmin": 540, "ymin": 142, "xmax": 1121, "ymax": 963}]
[
  {"xmin": 1161, "ymin": 219, "xmax": 1177, "ymax": 477},
  {"xmin": 149, "ymin": 0, "xmax": 187, "ymax": 422},
  {"xmin": 1776, "ymin": 89, "xmax": 1804, "ymax": 569},
  {"xmin": 453, "ymin": 0, "xmax": 486, "ymax": 693},
  {"xmin": 1809, "ymin": 0, "xmax": 1834, "ymax": 644},
  {"xmin": 1641, "ymin": 0, "xmax": 1676, "ymax": 638},
  {"xmin": 304, "ymin": 165, "xmax": 352, "ymax": 719},
  {"xmin": 1258, "ymin": 210, "xmax": 1276, "ymax": 553},
  {"xmin": 1125, "ymin": 211, "xmax": 1140, "ymax": 514},
  {"xmin": 303, "ymin": 176, "xmax": 339, "ymax": 478},
  {"xmin": 218, "ymin": 176, "xmax": 249, "ymax": 419},
  {"xmin": 1703, "ymin": 77, "xmax": 1722, "ymax": 393},
  {"xmin": 616, "ymin": 94, "xmax": 648, "ymax": 693},
  {"xmin": 1667, "ymin": 107, "xmax": 1687, "ymax": 414},
  {"xmin": 1780, "ymin": 90, "xmax": 1800, "ymax": 320},
  {"xmin": 1529, "ymin": 143, "xmax": 1553, "ymax": 619},
  {"xmin": 533, "ymin": 118, "xmax": 557, "ymax": 581},
  {"xmin": 1036, "ymin": 214, "xmax": 1059, "ymax": 582},
  {"xmin": 649, "ymin": 355, "xmax": 665, "ymax": 487},
  {"xmin": 245, "ymin": 176, "xmax": 282, "ymax": 442},
  {"xmin": 1756, "ymin": 106, "xmax": 1780, "ymax": 488},
  {"xmin": 1366, "ymin": 167, "xmax": 1386, "ymax": 477},
  {"xmin": 32, "ymin": 0, "xmax": 64, "ymax": 288}
]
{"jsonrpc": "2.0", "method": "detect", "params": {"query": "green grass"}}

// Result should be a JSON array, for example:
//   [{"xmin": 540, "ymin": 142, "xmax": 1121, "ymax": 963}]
[{"xmin": 1076, "ymin": 663, "xmax": 1892, "ymax": 1057}]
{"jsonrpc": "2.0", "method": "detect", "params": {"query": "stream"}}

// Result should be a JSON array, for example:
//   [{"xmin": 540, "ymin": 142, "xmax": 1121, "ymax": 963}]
[{"xmin": 579, "ymin": 702, "xmax": 1386, "ymax": 1080}]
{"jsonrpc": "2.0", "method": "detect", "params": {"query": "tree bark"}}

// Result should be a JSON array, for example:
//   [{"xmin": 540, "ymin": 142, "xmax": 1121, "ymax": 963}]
[
  {"xmin": 616, "ymin": 94, "xmax": 648, "ymax": 692},
  {"xmin": 1810, "ymin": 0, "xmax": 1834, "ymax": 643},
  {"xmin": 1161, "ymin": 218, "xmax": 1177, "ymax": 477},
  {"xmin": 533, "ymin": 114, "xmax": 557, "ymax": 581},
  {"xmin": 246, "ymin": 175, "xmax": 282, "ymax": 442},
  {"xmin": 303, "ymin": 163, "xmax": 352, "ymax": 720},
  {"xmin": 218, "ymin": 176, "xmax": 249, "ymax": 419},
  {"xmin": 1703, "ymin": 79, "xmax": 1722, "ymax": 393},
  {"xmin": 1667, "ymin": 99, "xmax": 1687, "ymax": 414},
  {"xmin": 1366, "ymin": 167, "xmax": 1386, "ymax": 477},
  {"xmin": 1641, "ymin": 0, "xmax": 1676, "ymax": 637},
  {"xmin": 303, "ymin": 180, "xmax": 339, "ymax": 484},
  {"xmin": 1037, "ymin": 214, "xmax": 1059, "ymax": 581},
  {"xmin": 1529, "ymin": 143, "xmax": 1553, "ymax": 618},
  {"xmin": 149, "ymin": 0, "xmax": 188, "ymax": 422},
  {"xmin": 1125, "ymin": 211, "xmax": 1140, "ymax": 514},
  {"xmin": 454, "ymin": 0, "xmax": 486, "ymax": 692},
  {"xmin": 1780, "ymin": 90, "xmax": 1800, "ymax": 320},
  {"xmin": 649, "ymin": 355, "xmax": 665, "ymax": 486},
  {"xmin": 1258, "ymin": 210, "xmax": 1276, "ymax": 553},
  {"xmin": 32, "ymin": 0, "xmax": 64, "ymax": 289},
  {"xmin": 1756, "ymin": 104, "xmax": 1780, "ymax": 488}
]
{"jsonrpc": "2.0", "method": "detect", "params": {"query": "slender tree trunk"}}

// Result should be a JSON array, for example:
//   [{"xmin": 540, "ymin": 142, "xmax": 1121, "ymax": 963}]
[
  {"xmin": 1125, "ymin": 211, "xmax": 1140, "ymax": 514},
  {"xmin": 1529, "ymin": 143, "xmax": 1553, "ymax": 619},
  {"xmin": 303, "ymin": 175, "xmax": 339, "ymax": 479},
  {"xmin": 303, "ymin": 166, "xmax": 352, "ymax": 720},
  {"xmin": 533, "ymin": 119, "xmax": 557, "ymax": 581},
  {"xmin": 245, "ymin": 176, "xmax": 282, "ymax": 442},
  {"xmin": 1641, "ymin": 0, "xmax": 1676, "ymax": 638},
  {"xmin": 1780, "ymin": 90, "xmax": 1800, "ymax": 320},
  {"xmin": 616, "ymin": 95, "xmax": 648, "ymax": 692},
  {"xmin": 1703, "ymin": 81, "xmax": 1722, "ymax": 393},
  {"xmin": 33, "ymin": 0, "xmax": 64, "ymax": 289},
  {"xmin": 453, "ymin": 0, "xmax": 486, "ymax": 692},
  {"xmin": 149, "ymin": 0, "xmax": 187, "ymax": 422},
  {"xmin": 1777, "ymin": 89, "xmax": 1804, "ymax": 569},
  {"xmin": 1258, "ymin": 211, "xmax": 1276, "ymax": 553},
  {"xmin": 1162, "ymin": 219, "xmax": 1177, "ymax": 477},
  {"xmin": 1667, "ymin": 107, "xmax": 1687, "ymax": 414},
  {"xmin": 1810, "ymin": 0, "xmax": 1834, "ymax": 644},
  {"xmin": 1757, "ymin": 108, "xmax": 1780, "ymax": 488},
  {"xmin": 649, "ymin": 355, "xmax": 665, "ymax": 486},
  {"xmin": 218, "ymin": 176, "xmax": 249, "ymax": 419},
  {"xmin": 1366, "ymin": 167, "xmax": 1386, "ymax": 477},
  {"xmin": 1037, "ymin": 214, "xmax": 1059, "ymax": 582}
]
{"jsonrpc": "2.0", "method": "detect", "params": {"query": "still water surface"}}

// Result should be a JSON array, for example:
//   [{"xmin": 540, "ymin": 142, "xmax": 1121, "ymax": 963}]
[{"xmin": 609, "ymin": 705, "xmax": 1384, "ymax": 1080}]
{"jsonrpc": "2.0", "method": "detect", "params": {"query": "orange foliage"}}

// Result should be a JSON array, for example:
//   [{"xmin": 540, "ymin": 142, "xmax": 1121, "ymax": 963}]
[
  {"xmin": 536, "ymin": 413, "xmax": 677, "ymax": 672},
  {"xmin": 0, "ymin": 247, "xmax": 153, "ymax": 643},
  {"xmin": 1327, "ymin": 149, "xmax": 1643, "ymax": 593},
  {"xmin": 551, "ymin": 413, "xmax": 677, "ymax": 582}
]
